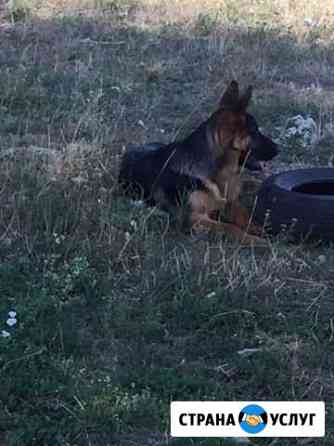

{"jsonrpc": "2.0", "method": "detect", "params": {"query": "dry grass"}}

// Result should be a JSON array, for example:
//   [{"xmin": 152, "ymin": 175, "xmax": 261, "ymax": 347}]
[
  {"xmin": 9, "ymin": 0, "xmax": 334, "ymax": 33},
  {"xmin": 1, "ymin": 1, "xmax": 334, "ymax": 445}
]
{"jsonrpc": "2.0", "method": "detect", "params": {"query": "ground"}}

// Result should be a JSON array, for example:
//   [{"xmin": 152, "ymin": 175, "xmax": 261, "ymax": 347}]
[{"xmin": 0, "ymin": 1, "xmax": 334, "ymax": 445}]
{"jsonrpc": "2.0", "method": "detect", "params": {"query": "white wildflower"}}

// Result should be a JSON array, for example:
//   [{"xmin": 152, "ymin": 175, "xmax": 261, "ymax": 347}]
[
  {"xmin": 53, "ymin": 233, "xmax": 65, "ymax": 244},
  {"xmin": 6, "ymin": 318, "xmax": 17, "ymax": 327},
  {"xmin": 237, "ymin": 348, "xmax": 262, "ymax": 357},
  {"xmin": 130, "ymin": 220, "xmax": 137, "ymax": 230},
  {"xmin": 281, "ymin": 115, "xmax": 318, "ymax": 147},
  {"xmin": 8, "ymin": 311, "xmax": 16, "ymax": 318},
  {"xmin": 131, "ymin": 200, "xmax": 144, "ymax": 208},
  {"xmin": 304, "ymin": 18, "xmax": 318, "ymax": 28},
  {"xmin": 206, "ymin": 291, "xmax": 216, "ymax": 298},
  {"xmin": 1, "ymin": 330, "xmax": 11, "ymax": 338}
]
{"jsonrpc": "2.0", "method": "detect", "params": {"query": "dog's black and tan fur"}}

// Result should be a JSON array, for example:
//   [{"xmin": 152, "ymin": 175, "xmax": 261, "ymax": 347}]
[{"xmin": 119, "ymin": 81, "xmax": 278, "ymax": 243}]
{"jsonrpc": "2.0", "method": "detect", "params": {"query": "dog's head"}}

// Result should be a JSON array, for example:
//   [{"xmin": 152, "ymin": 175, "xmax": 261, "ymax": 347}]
[{"xmin": 214, "ymin": 81, "xmax": 278, "ymax": 168}]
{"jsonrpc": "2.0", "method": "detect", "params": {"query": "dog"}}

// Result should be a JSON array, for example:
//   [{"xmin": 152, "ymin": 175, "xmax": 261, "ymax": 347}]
[{"xmin": 118, "ymin": 81, "xmax": 278, "ymax": 243}]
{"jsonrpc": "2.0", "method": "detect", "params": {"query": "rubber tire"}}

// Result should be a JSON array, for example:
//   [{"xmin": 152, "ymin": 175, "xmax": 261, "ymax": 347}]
[{"xmin": 254, "ymin": 168, "xmax": 334, "ymax": 241}]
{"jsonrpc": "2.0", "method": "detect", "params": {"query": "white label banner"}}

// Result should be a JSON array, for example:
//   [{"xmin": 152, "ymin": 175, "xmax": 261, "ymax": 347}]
[{"xmin": 170, "ymin": 401, "xmax": 325, "ymax": 437}]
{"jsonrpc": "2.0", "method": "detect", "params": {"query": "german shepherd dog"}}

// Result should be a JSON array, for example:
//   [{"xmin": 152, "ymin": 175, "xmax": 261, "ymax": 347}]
[{"xmin": 119, "ymin": 81, "xmax": 278, "ymax": 243}]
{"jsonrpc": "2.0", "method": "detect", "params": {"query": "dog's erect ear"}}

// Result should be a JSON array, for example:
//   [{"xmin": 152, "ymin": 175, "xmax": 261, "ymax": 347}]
[
  {"xmin": 220, "ymin": 80, "xmax": 239, "ymax": 110},
  {"xmin": 238, "ymin": 86, "xmax": 253, "ymax": 110}
]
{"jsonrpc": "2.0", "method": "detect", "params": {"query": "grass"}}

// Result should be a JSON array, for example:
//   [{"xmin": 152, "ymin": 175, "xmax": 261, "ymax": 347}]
[{"xmin": 0, "ymin": 1, "xmax": 334, "ymax": 445}]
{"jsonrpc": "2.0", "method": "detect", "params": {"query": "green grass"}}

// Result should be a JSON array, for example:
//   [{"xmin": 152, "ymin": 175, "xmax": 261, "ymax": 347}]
[{"xmin": 0, "ymin": 1, "xmax": 334, "ymax": 445}]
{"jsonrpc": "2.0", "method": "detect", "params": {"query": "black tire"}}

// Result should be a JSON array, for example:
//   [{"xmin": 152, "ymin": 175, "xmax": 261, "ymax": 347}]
[
  {"xmin": 254, "ymin": 168, "xmax": 334, "ymax": 241},
  {"xmin": 118, "ymin": 143, "xmax": 165, "ymax": 200}
]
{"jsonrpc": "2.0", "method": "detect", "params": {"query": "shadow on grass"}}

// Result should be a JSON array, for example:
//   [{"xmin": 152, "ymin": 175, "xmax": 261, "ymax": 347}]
[{"xmin": 0, "ymin": 10, "xmax": 334, "ymax": 446}]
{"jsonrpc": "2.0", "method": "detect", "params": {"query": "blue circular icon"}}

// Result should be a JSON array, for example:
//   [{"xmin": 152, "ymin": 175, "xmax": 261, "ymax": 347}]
[{"xmin": 239, "ymin": 404, "xmax": 268, "ymax": 434}]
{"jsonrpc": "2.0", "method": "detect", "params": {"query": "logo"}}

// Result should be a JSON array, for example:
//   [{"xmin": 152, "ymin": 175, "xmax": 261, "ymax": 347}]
[
  {"xmin": 239, "ymin": 404, "xmax": 268, "ymax": 434},
  {"xmin": 170, "ymin": 401, "xmax": 325, "ymax": 437}
]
